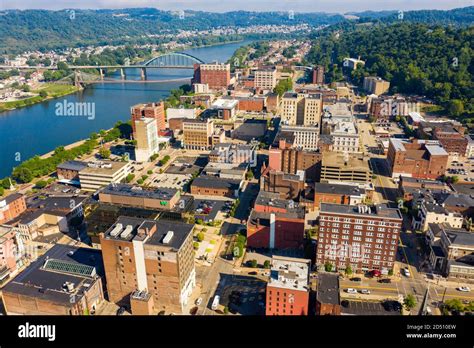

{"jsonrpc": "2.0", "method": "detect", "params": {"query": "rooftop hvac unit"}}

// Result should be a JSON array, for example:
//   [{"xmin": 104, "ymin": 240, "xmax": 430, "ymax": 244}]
[
  {"xmin": 110, "ymin": 223, "xmax": 123, "ymax": 237},
  {"xmin": 163, "ymin": 231, "xmax": 174, "ymax": 244},
  {"xmin": 120, "ymin": 225, "xmax": 134, "ymax": 239}
]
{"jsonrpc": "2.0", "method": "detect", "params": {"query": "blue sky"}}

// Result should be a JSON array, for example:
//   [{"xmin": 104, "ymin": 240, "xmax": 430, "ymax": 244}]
[{"xmin": 1, "ymin": 0, "xmax": 472, "ymax": 13}]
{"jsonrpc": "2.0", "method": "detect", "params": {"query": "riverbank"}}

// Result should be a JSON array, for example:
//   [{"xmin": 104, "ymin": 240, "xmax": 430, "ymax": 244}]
[{"xmin": 0, "ymin": 84, "xmax": 82, "ymax": 113}]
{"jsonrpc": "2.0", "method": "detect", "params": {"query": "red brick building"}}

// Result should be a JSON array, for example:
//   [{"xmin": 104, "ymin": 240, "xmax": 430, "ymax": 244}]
[
  {"xmin": 317, "ymin": 204, "xmax": 402, "ymax": 273},
  {"xmin": 237, "ymin": 97, "xmax": 265, "ymax": 112},
  {"xmin": 312, "ymin": 65, "xmax": 325, "ymax": 85},
  {"xmin": 100, "ymin": 217, "xmax": 195, "ymax": 314},
  {"xmin": 268, "ymin": 140, "xmax": 322, "ymax": 180},
  {"xmin": 315, "ymin": 273, "xmax": 341, "ymax": 315},
  {"xmin": 131, "ymin": 102, "xmax": 166, "ymax": 136},
  {"xmin": 247, "ymin": 191, "xmax": 305, "ymax": 249},
  {"xmin": 0, "ymin": 193, "xmax": 27, "ymax": 225},
  {"xmin": 192, "ymin": 63, "xmax": 230, "ymax": 90},
  {"xmin": 261, "ymin": 169, "xmax": 305, "ymax": 201},
  {"xmin": 266, "ymin": 256, "xmax": 310, "ymax": 316},
  {"xmin": 387, "ymin": 139, "xmax": 449, "ymax": 180}
]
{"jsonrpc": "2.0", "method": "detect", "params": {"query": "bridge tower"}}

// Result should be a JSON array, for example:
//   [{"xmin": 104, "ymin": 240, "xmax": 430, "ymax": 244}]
[
  {"xmin": 74, "ymin": 70, "xmax": 81, "ymax": 88},
  {"xmin": 140, "ymin": 67, "xmax": 147, "ymax": 81}
]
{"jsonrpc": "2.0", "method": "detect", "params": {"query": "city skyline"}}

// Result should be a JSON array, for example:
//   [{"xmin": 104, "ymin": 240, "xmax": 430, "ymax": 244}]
[{"xmin": 1, "ymin": 0, "xmax": 472, "ymax": 13}]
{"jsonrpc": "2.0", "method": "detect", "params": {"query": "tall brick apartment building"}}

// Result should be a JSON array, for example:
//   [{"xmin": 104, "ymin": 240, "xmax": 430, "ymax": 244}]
[
  {"xmin": 387, "ymin": 139, "xmax": 448, "ymax": 180},
  {"xmin": 268, "ymin": 139, "xmax": 322, "ymax": 180},
  {"xmin": 0, "ymin": 193, "xmax": 27, "ymax": 224},
  {"xmin": 131, "ymin": 102, "xmax": 166, "ymax": 136},
  {"xmin": 265, "ymin": 256, "xmax": 311, "ymax": 316},
  {"xmin": 247, "ymin": 191, "xmax": 306, "ymax": 249},
  {"xmin": 312, "ymin": 65, "xmax": 325, "ymax": 85},
  {"xmin": 317, "ymin": 204, "xmax": 402, "ymax": 273},
  {"xmin": 100, "ymin": 216, "xmax": 195, "ymax": 314},
  {"xmin": 192, "ymin": 63, "xmax": 230, "ymax": 90}
]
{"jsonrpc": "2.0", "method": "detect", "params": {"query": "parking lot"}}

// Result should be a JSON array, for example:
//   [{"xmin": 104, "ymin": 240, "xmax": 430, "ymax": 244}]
[
  {"xmin": 193, "ymin": 199, "xmax": 232, "ymax": 222},
  {"xmin": 447, "ymin": 159, "xmax": 474, "ymax": 182},
  {"xmin": 216, "ymin": 274, "xmax": 266, "ymax": 315}
]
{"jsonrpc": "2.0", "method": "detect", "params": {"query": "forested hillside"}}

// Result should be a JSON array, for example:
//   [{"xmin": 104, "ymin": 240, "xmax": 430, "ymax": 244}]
[{"xmin": 306, "ymin": 22, "xmax": 474, "ymax": 119}]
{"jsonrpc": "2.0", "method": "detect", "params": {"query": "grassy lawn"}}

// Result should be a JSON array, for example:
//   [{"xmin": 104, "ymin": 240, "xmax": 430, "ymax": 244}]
[{"xmin": 0, "ymin": 83, "xmax": 80, "ymax": 112}]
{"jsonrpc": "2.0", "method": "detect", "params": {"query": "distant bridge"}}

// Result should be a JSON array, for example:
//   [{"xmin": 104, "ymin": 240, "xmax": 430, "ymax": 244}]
[{"xmin": 0, "ymin": 52, "xmax": 205, "ymax": 85}]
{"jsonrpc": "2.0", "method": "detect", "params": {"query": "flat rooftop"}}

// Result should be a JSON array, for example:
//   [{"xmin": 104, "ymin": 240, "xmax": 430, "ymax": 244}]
[
  {"xmin": 268, "ymin": 256, "xmax": 310, "ymax": 292},
  {"xmin": 2, "ymin": 244, "xmax": 104, "ymax": 306},
  {"xmin": 57, "ymin": 160, "xmax": 88, "ymax": 172},
  {"xmin": 192, "ymin": 175, "xmax": 241, "ymax": 190},
  {"xmin": 104, "ymin": 216, "xmax": 193, "ymax": 250},
  {"xmin": 316, "ymin": 273, "xmax": 340, "ymax": 305},
  {"xmin": 100, "ymin": 183, "xmax": 178, "ymax": 201},
  {"xmin": 80, "ymin": 161, "xmax": 129, "ymax": 175},
  {"xmin": 320, "ymin": 203, "xmax": 402, "ymax": 220},
  {"xmin": 313, "ymin": 182, "xmax": 365, "ymax": 196}
]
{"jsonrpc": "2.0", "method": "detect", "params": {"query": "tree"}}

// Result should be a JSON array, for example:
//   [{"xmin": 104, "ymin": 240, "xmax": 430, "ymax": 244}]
[
  {"xmin": 125, "ymin": 174, "xmax": 135, "ymax": 183},
  {"xmin": 403, "ymin": 294, "xmax": 417, "ymax": 311},
  {"xmin": 193, "ymin": 242, "xmax": 199, "ymax": 250},
  {"xmin": 324, "ymin": 262, "xmax": 333, "ymax": 272},
  {"xmin": 0, "ymin": 187, "xmax": 4, "ymax": 196},
  {"xmin": 13, "ymin": 167, "xmax": 33, "ymax": 183},
  {"xmin": 197, "ymin": 232, "xmax": 204, "ymax": 242},
  {"xmin": 444, "ymin": 299, "xmax": 464, "ymax": 313},
  {"xmin": 98, "ymin": 147, "xmax": 111, "ymax": 159},
  {"xmin": 249, "ymin": 259, "xmax": 258, "ymax": 268},
  {"xmin": 35, "ymin": 180, "xmax": 48, "ymax": 189},
  {"xmin": 245, "ymin": 171, "xmax": 254, "ymax": 180},
  {"xmin": 274, "ymin": 78, "xmax": 293, "ymax": 97},
  {"xmin": 263, "ymin": 260, "xmax": 271, "ymax": 269},
  {"xmin": 345, "ymin": 265, "xmax": 353, "ymax": 276},
  {"xmin": 39, "ymin": 90, "xmax": 48, "ymax": 98},
  {"xmin": 447, "ymin": 99, "xmax": 464, "ymax": 117}
]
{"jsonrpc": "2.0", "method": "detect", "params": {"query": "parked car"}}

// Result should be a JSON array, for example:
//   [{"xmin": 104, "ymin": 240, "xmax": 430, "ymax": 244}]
[
  {"xmin": 378, "ymin": 278, "xmax": 391, "ymax": 284},
  {"xmin": 403, "ymin": 267, "xmax": 411, "ymax": 277},
  {"xmin": 345, "ymin": 288, "xmax": 358, "ymax": 294},
  {"xmin": 350, "ymin": 277, "xmax": 362, "ymax": 282},
  {"xmin": 457, "ymin": 286, "xmax": 471, "ymax": 292},
  {"xmin": 195, "ymin": 297, "xmax": 203, "ymax": 305},
  {"xmin": 360, "ymin": 289, "xmax": 371, "ymax": 295}
]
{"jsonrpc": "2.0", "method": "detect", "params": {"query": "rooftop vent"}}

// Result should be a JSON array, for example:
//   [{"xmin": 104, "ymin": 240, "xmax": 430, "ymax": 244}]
[
  {"xmin": 163, "ymin": 231, "xmax": 174, "ymax": 244},
  {"xmin": 120, "ymin": 225, "xmax": 134, "ymax": 239},
  {"xmin": 110, "ymin": 223, "xmax": 123, "ymax": 237}
]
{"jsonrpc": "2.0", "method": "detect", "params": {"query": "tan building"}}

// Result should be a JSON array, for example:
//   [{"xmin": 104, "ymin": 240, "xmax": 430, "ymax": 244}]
[
  {"xmin": 182, "ymin": 119, "xmax": 214, "ymax": 150},
  {"xmin": 134, "ymin": 117, "xmax": 159, "ymax": 163},
  {"xmin": 320, "ymin": 152, "xmax": 372, "ymax": 185},
  {"xmin": 100, "ymin": 216, "xmax": 195, "ymax": 314},
  {"xmin": 363, "ymin": 76, "xmax": 390, "ymax": 95},
  {"xmin": 78, "ymin": 161, "xmax": 132, "ymax": 192},
  {"xmin": 254, "ymin": 68, "xmax": 277, "ymax": 90},
  {"xmin": 99, "ymin": 184, "xmax": 181, "ymax": 211},
  {"xmin": 281, "ymin": 92, "xmax": 322, "ymax": 126}
]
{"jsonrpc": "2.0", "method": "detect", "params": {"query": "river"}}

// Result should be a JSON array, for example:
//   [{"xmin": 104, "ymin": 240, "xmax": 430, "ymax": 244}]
[{"xmin": 0, "ymin": 40, "xmax": 252, "ymax": 178}]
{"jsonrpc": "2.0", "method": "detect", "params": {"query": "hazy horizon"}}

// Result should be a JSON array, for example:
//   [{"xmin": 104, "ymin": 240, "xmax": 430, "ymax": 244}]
[{"xmin": 0, "ymin": 0, "xmax": 472, "ymax": 13}]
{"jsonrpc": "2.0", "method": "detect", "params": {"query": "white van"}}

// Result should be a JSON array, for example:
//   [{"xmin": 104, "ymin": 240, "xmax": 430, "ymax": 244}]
[{"xmin": 211, "ymin": 295, "xmax": 220, "ymax": 310}]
